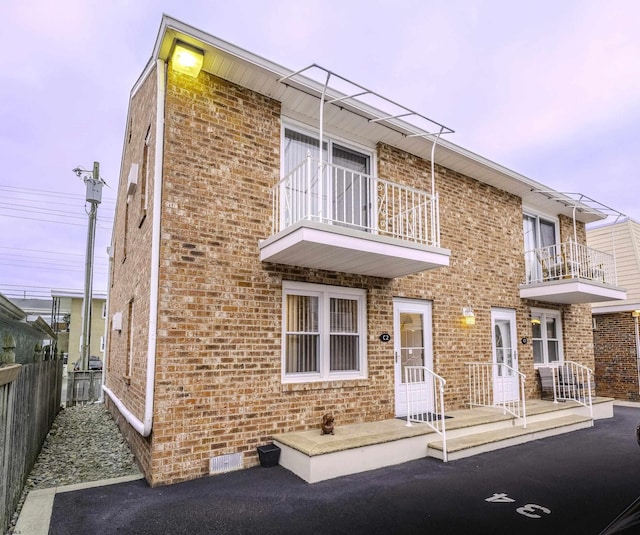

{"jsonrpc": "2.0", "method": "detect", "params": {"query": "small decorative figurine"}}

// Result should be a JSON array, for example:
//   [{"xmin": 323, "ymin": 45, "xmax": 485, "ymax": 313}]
[{"xmin": 321, "ymin": 413, "xmax": 335, "ymax": 435}]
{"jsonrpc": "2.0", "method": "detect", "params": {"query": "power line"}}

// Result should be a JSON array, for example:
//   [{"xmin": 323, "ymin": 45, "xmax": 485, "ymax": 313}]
[
  {"xmin": 0, "ymin": 259, "xmax": 108, "ymax": 274},
  {"xmin": 0, "ymin": 254, "xmax": 108, "ymax": 269},
  {"xmin": 0, "ymin": 246, "xmax": 86, "ymax": 257},
  {"xmin": 0, "ymin": 184, "xmax": 116, "ymax": 204},
  {"xmin": 0, "ymin": 213, "xmax": 113, "ymax": 229},
  {"xmin": 0, "ymin": 202, "xmax": 114, "ymax": 223}
]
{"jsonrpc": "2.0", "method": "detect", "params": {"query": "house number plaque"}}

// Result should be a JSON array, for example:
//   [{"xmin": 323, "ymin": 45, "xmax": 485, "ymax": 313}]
[{"xmin": 379, "ymin": 333, "xmax": 391, "ymax": 342}]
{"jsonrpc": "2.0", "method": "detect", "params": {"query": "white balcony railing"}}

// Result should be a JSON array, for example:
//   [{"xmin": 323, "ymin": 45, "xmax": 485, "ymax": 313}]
[
  {"xmin": 271, "ymin": 154, "xmax": 441, "ymax": 248},
  {"xmin": 524, "ymin": 240, "xmax": 618, "ymax": 286}
]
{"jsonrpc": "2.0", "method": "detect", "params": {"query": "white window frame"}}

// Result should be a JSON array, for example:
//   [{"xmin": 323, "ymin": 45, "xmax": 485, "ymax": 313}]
[
  {"xmin": 281, "ymin": 120, "xmax": 377, "ymax": 230},
  {"xmin": 281, "ymin": 119, "xmax": 377, "ymax": 175},
  {"xmin": 523, "ymin": 208, "xmax": 561, "ymax": 249},
  {"xmin": 281, "ymin": 280, "xmax": 367, "ymax": 383},
  {"xmin": 531, "ymin": 307, "xmax": 564, "ymax": 367}
]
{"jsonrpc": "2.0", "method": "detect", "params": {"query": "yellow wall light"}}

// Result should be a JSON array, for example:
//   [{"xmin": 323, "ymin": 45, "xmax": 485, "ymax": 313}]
[
  {"xmin": 171, "ymin": 41, "xmax": 204, "ymax": 77},
  {"xmin": 462, "ymin": 307, "xmax": 475, "ymax": 326},
  {"xmin": 632, "ymin": 310, "xmax": 640, "ymax": 318}
]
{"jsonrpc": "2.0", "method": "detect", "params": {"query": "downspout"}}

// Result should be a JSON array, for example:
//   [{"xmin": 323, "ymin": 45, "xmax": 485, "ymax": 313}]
[
  {"xmin": 103, "ymin": 58, "xmax": 165, "ymax": 437},
  {"xmin": 317, "ymin": 71, "xmax": 330, "ymax": 221},
  {"xmin": 430, "ymin": 127, "xmax": 444, "ymax": 247}
]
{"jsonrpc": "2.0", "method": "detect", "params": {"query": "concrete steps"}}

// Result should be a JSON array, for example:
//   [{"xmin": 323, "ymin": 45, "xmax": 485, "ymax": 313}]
[
  {"xmin": 273, "ymin": 398, "xmax": 613, "ymax": 483},
  {"xmin": 428, "ymin": 414, "xmax": 593, "ymax": 461}
]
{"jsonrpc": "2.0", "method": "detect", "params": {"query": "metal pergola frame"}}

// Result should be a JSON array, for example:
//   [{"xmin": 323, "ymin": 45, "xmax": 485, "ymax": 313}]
[{"xmin": 278, "ymin": 64, "xmax": 455, "ymax": 198}]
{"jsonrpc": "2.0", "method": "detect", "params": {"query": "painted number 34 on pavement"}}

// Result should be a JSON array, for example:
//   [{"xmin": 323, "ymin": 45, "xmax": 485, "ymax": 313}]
[{"xmin": 485, "ymin": 493, "xmax": 551, "ymax": 519}]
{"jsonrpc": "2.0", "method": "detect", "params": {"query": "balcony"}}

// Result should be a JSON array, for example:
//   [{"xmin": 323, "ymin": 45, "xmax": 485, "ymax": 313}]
[
  {"xmin": 259, "ymin": 155, "xmax": 450, "ymax": 278},
  {"xmin": 519, "ymin": 240, "xmax": 626, "ymax": 304}
]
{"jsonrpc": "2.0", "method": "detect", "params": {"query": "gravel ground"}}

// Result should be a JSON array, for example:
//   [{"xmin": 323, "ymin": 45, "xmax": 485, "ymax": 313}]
[{"xmin": 5, "ymin": 402, "xmax": 141, "ymax": 535}]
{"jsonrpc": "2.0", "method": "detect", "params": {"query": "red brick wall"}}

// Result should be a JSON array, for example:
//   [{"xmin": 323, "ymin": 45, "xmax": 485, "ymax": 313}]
[
  {"xmin": 106, "ymin": 64, "xmax": 158, "ymax": 480},
  {"xmin": 594, "ymin": 313, "xmax": 639, "ymax": 400},
  {"xmin": 107, "ymin": 60, "xmax": 597, "ymax": 486}
]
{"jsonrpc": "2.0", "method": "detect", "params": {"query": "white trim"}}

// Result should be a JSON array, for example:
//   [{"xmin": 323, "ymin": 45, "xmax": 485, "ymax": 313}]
[
  {"xmin": 530, "ymin": 307, "xmax": 564, "ymax": 367},
  {"xmin": 393, "ymin": 297, "xmax": 433, "ymax": 417},
  {"xmin": 592, "ymin": 301, "xmax": 640, "ymax": 315},
  {"xmin": 281, "ymin": 118, "xmax": 377, "ymax": 167},
  {"xmin": 281, "ymin": 281, "xmax": 367, "ymax": 384},
  {"xmin": 103, "ymin": 59, "xmax": 166, "ymax": 438},
  {"xmin": 522, "ymin": 208, "xmax": 561, "ymax": 246}
]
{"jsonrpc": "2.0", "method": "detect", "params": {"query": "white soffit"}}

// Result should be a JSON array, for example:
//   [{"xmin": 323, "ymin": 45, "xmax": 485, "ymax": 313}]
[{"xmin": 154, "ymin": 15, "xmax": 611, "ymax": 225}]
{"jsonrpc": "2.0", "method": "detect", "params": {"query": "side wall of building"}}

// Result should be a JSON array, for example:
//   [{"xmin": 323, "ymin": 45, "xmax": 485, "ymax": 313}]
[{"xmin": 105, "ymin": 63, "xmax": 159, "ymax": 481}]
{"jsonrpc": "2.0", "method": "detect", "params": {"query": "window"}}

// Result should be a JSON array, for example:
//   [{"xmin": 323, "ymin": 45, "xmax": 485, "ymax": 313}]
[
  {"xmin": 523, "ymin": 212, "xmax": 559, "ymax": 282},
  {"xmin": 282, "ymin": 281, "xmax": 367, "ymax": 382},
  {"xmin": 531, "ymin": 309, "xmax": 563, "ymax": 366},
  {"xmin": 126, "ymin": 299, "xmax": 134, "ymax": 379},
  {"xmin": 282, "ymin": 125, "xmax": 372, "ymax": 230},
  {"xmin": 140, "ymin": 125, "xmax": 151, "ymax": 222}
]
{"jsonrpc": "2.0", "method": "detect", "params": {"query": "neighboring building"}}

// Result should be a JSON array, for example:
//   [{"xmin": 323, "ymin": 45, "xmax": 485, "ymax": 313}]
[
  {"xmin": 104, "ymin": 15, "xmax": 626, "ymax": 486},
  {"xmin": 1, "ymin": 294, "xmax": 57, "ymax": 364},
  {"xmin": 51, "ymin": 291, "xmax": 107, "ymax": 368},
  {"xmin": 588, "ymin": 218, "xmax": 640, "ymax": 401}
]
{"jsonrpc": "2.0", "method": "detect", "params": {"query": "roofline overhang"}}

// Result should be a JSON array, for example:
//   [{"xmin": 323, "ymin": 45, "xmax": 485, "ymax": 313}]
[{"xmin": 146, "ymin": 14, "xmax": 612, "ymax": 225}]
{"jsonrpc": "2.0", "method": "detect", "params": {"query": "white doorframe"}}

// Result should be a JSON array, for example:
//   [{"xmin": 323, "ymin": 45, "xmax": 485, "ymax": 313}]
[
  {"xmin": 491, "ymin": 308, "xmax": 519, "ymax": 403},
  {"xmin": 393, "ymin": 298, "xmax": 433, "ymax": 417}
]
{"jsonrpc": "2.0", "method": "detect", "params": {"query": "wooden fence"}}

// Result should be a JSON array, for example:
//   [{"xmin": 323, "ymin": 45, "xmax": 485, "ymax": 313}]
[
  {"xmin": 66, "ymin": 370, "xmax": 103, "ymax": 406},
  {"xmin": 0, "ymin": 359, "xmax": 63, "ymax": 533}
]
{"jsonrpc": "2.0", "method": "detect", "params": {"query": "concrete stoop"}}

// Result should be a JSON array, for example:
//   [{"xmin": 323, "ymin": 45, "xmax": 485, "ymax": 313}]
[
  {"xmin": 274, "ymin": 398, "xmax": 613, "ymax": 483},
  {"xmin": 427, "ymin": 414, "xmax": 593, "ymax": 461}
]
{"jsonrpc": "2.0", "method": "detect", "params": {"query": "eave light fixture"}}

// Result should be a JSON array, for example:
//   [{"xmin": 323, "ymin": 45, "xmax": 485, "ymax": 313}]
[
  {"xmin": 462, "ymin": 307, "xmax": 475, "ymax": 326},
  {"xmin": 171, "ymin": 41, "xmax": 204, "ymax": 77},
  {"xmin": 632, "ymin": 310, "xmax": 640, "ymax": 318}
]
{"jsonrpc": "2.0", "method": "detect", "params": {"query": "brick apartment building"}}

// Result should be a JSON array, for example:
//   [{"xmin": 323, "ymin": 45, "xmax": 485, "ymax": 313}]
[{"xmin": 104, "ymin": 15, "xmax": 626, "ymax": 486}]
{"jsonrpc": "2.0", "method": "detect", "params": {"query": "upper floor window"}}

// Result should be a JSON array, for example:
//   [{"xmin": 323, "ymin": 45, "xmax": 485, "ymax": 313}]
[
  {"xmin": 282, "ymin": 280, "xmax": 367, "ymax": 383},
  {"xmin": 523, "ymin": 212, "xmax": 559, "ymax": 283},
  {"xmin": 282, "ymin": 126, "xmax": 372, "ymax": 230}
]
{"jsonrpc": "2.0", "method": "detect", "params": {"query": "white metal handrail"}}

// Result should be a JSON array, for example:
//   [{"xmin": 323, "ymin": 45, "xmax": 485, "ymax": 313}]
[
  {"xmin": 405, "ymin": 366, "xmax": 447, "ymax": 462},
  {"xmin": 524, "ymin": 239, "xmax": 618, "ymax": 286},
  {"xmin": 271, "ymin": 154, "xmax": 441, "ymax": 247},
  {"xmin": 466, "ymin": 362, "xmax": 527, "ymax": 427},
  {"xmin": 547, "ymin": 361, "xmax": 594, "ymax": 419}
]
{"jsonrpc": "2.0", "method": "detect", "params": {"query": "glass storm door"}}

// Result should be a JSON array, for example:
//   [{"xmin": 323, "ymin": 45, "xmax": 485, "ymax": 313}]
[
  {"xmin": 394, "ymin": 299, "xmax": 433, "ymax": 417},
  {"xmin": 491, "ymin": 308, "xmax": 519, "ymax": 403}
]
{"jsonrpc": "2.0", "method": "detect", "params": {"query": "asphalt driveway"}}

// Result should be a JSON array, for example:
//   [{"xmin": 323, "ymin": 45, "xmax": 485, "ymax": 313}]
[{"xmin": 48, "ymin": 405, "xmax": 640, "ymax": 535}]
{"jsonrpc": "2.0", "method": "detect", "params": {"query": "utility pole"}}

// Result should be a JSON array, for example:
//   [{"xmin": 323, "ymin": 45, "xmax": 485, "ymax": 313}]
[{"xmin": 74, "ymin": 162, "xmax": 104, "ymax": 370}]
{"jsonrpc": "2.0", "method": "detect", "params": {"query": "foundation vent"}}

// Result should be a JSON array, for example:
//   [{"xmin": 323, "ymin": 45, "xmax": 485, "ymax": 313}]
[{"xmin": 209, "ymin": 452, "xmax": 243, "ymax": 475}]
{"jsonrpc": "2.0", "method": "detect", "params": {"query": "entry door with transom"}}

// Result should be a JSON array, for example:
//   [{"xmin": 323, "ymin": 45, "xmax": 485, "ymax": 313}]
[
  {"xmin": 393, "ymin": 299, "xmax": 433, "ymax": 417},
  {"xmin": 491, "ymin": 308, "xmax": 519, "ymax": 403}
]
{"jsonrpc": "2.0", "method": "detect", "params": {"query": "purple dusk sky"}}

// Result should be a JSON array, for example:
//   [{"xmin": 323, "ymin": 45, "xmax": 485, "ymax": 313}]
[{"xmin": 1, "ymin": 0, "xmax": 638, "ymax": 298}]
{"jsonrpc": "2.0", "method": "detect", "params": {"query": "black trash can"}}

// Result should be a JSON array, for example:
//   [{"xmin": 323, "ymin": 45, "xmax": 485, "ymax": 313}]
[{"xmin": 257, "ymin": 444, "xmax": 281, "ymax": 467}]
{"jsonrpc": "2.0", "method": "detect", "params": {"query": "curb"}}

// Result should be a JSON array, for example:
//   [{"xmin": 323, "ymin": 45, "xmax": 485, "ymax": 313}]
[{"xmin": 14, "ymin": 474, "xmax": 144, "ymax": 534}]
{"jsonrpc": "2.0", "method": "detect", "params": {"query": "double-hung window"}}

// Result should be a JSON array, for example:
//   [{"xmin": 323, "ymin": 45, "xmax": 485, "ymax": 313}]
[
  {"xmin": 282, "ymin": 281, "xmax": 367, "ymax": 382},
  {"xmin": 531, "ymin": 308, "xmax": 563, "ymax": 366},
  {"xmin": 282, "ymin": 126, "xmax": 372, "ymax": 230}
]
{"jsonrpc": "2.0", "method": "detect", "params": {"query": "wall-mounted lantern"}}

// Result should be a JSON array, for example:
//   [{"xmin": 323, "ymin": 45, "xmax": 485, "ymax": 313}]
[{"xmin": 462, "ymin": 307, "xmax": 475, "ymax": 326}]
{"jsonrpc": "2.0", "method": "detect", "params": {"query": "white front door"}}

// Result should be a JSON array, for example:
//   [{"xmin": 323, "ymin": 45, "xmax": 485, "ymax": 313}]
[
  {"xmin": 491, "ymin": 308, "xmax": 519, "ymax": 403},
  {"xmin": 394, "ymin": 299, "xmax": 433, "ymax": 417}
]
